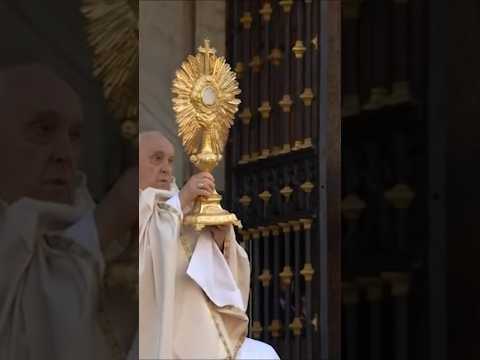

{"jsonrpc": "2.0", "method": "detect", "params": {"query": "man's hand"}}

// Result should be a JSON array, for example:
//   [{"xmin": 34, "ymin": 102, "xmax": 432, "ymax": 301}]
[
  {"xmin": 207, "ymin": 225, "xmax": 229, "ymax": 251},
  {"xmin": 179, "ymin": 172, "xmax": 215, "ymax": 211}
]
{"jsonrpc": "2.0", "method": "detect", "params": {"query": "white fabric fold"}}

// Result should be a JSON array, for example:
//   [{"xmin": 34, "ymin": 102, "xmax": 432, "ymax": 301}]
[
  {"xmin": 186, "ymin": 230, "xmax": 246, "ymax": 311},
  {"xmin": 165, "ymin": 194, "xmax": 182, "ymax": 214},
  {"xmin": 237, "ymin": 338, "xmax": 280, "ymax": 360},
  {"xmin": 0, "ymin": 171, "xmax": 105, "ymax": 360},
  {"xmin": 139, "ymin": 182, "xmax": 182, "ymax": 359}
]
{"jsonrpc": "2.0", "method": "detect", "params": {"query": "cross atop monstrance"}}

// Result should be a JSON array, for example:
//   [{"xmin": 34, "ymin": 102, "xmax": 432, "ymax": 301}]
[{"xmin": 198, "ymin": 39, "xmax": 216, "ymax": 74}]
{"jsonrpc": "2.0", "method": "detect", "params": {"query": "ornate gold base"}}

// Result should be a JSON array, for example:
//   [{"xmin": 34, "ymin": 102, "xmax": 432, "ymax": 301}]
[{"xmin": 184, "ymin": 191, "xmax": 243, "ymax": 231}]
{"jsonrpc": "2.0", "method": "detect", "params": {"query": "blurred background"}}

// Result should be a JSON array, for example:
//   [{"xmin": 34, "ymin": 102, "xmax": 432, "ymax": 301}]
[
  {"xmin": 0, "ymin": 1, "xmax": 138, "ymax": 359},
  {"xmin": 1, "ymin": 0, "xmax": 478, "ymax": 359},
  {"xmin": 0, "ymin": 0, "xmax": 130, "ymax": 200}
]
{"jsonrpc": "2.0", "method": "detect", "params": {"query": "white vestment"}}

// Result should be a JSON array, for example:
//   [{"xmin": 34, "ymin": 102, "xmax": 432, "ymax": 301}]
[
  {"xmin": 139, "ymin": 183, "xmax": 279, "ymax": 359},
  {"xmin": 0, "ymin": 174, "xmax": 109, "ymax": 360}
]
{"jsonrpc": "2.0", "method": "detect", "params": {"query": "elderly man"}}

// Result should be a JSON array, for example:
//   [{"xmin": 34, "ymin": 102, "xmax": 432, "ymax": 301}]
[
  {"xmin": 0, "ymin": 62, "xmax": 138, "ymax": 359},
  {"xmin": 139, "ymin": 131, "xmax": 279, "ymax": 359}
]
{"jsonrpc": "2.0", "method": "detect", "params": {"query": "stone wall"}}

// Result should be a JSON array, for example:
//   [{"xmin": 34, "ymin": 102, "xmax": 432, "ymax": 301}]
[{"xmin": 139, "ymin": 0, "xmax": 226, "ymax": 189}]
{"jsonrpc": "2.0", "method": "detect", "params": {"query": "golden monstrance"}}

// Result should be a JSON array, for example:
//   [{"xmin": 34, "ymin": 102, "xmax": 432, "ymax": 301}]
[{"xmin": 172, "ymin": 39, "xmax": 242, "ymax": 231}]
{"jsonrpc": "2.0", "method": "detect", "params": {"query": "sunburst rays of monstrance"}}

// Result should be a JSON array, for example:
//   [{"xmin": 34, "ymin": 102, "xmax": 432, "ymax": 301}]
[
  {"xmin": 82, "ymin": 0, "xmax": 138, "ymax": 140},
  {"xmin": 172, "ymin": 39, "xmax": 242, "ymax": 231}
]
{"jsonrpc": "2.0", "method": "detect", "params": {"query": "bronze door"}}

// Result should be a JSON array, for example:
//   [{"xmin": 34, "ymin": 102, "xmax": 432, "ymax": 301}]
[{"xmin": 225, "ymin": 1, "xmax": 341, "ymax": 360}]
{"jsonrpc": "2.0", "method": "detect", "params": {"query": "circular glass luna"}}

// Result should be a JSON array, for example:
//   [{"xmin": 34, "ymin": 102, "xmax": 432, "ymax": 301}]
[{"xmin": 201, "ymin": 86, "xmax": 217, "ymax": 106}]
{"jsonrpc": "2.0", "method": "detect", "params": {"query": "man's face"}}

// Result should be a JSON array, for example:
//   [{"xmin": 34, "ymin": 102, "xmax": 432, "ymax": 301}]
[
  {"xmin": 0, "ymin": 65, "xmax": 83, "ymax": 205},
  {"xmin": 139, "ymin": 133, "xmax": 175, "ymax": 190}
]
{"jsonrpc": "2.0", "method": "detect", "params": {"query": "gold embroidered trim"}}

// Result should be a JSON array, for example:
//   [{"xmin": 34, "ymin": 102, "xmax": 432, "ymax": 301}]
[
  {"xmin": 180, "ymin": 232, "xmax": 194, "ymax": 261},
  {"xmin": 207, "ymin": 301, "xmax": 234, "ymax": 360},
  {"xmin": 181, "ymin": 230, "xmax": 246, "ymax": 359},
  {"xmin": 206, "ymin": 300, "xmax": 247, "ymax": 360}
]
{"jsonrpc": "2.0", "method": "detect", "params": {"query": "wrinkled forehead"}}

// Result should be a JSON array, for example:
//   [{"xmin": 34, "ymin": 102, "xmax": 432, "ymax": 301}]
[
  {"xmin": 140, "ymin": 132, "xmax": 175, "ymax": 157},
  {"xmin": 0, "ymin": 64, "xmax": 83, "ymax": 123}
]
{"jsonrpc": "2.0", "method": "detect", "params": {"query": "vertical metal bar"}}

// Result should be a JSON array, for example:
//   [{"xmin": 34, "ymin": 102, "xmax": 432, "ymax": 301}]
[
  {"xmin": 272, "ymin": 168, "xmax": 282, "ymax": 218},
  {"xmin": 342, "ymin": 283, "xmax": 359, "ymax": 360},
  {"xmin": 239, "ymin": 2, "xmax": 253, "ymax": 164},
  {"xmin": 359, "ymin": 278, "xmax": 383, "ymax": 360},
  {"xmin": 239, "ymin": 177, "xmax": 252, "ymax": 225},
  {"xmin": 249, "ymin": 2, "xmax": 261, "ymax": 162},
  {"xmin": 341, "ymin": 147, "xmax": 365, "ymax": 254},
  {"xmin": 301, "ymin": 0, "xmax": 313, "ymax": 148},
  {"xmin": 317, "ymin": 1, "xmax": 342, "ymax": 359},
  {"xmin": 426, "ymin": 0, "xmax": 447, "ymax": 357},
  {"xmin": 258, "ymin": 170, "xmax": 270, "ymax": 222},
  {"xmin": 250, "ymin": 228, "xmax": 263, "ymax": 339},
  {"xmin": 382, "ymin": 273, "xmax": 410, "ymax": 360},
  {"xmin": 258, "ymin": 1, "xmax": 272, "ymax": 159},
  {"xmin": 291, "ymin": 162, "xmax": 301, "ymax": 212},
  {"xmin": 259, "ymin": 226, "xmax": 272, "ymax": 342},
  {"xmin": 281, "ymin": 164, "xmax": 293, "ymax": 217},
  {"xmin": 248, "ymin": 227, "xmax": 254, "ymax": 331},
  {"xmin": 363, "ymin": 143, "xmax": 381, "ymax": 252},
  {"xmin": 270, "ymin": 225, "xmax": 282, "ymax": 350},
  {"xmin": 362, "ymin": 0, "xmax": 390, "ymax": 110},
  {"xmin": 341, "ymin": 0, "xmax": 361, "ymax": 117},
  {"xmin": 389, "ymin": 0, "xmax": 411, "ymax": 105},
  {"xmin": 269, "ymin": 2, "xmax": 282, "ymax": 156},
  {"xmin": 384, "ymin": 134, "xmax": 414, "ymax": 252},
  {"xmin": 292, "ymin": 0, "xmax": 305, "ymax": 151},
  {"xmin": 300, "ymin": 159, "xmax": 315, "ymax": 213},
  {"xmin": 289, "ymin": 220, "xmax": 302, "ymax": 360},
  {"xmin": 279, "ymin": 222, "xmax": 293, "ymax": 359},
  {"xmin": 279, "ymin": 0, "xmax": 293, "ymax": 154},
  {"xmin": 394, "ymin": 290, "xmax": 408, "ymax": 360},
  {"xmin": 300, "ymin": 218, "xmax": 314, "ymax": 360},
  {"xmin": 311, "ymin": 0, "xmax": 320, "ymax": 145}
]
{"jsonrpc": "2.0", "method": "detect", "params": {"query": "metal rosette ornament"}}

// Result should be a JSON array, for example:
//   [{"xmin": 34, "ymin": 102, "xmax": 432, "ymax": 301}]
[
  {"xmin": 82, "ymin": 0, "xmax": 138, "ymax": 141},
  {"xmin": 172, "ymin": 39, "xmax": 242, "ymax": 231}
]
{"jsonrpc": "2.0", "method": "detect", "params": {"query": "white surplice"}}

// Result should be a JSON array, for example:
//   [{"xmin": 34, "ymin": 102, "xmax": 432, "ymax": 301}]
[
  {"xmin": 0, "ymin": 173, "xmax": 109, "ymax": 360},
  {"xmin": 139, "ymin": 182, "xmax": 279, "ymax": 359}
]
